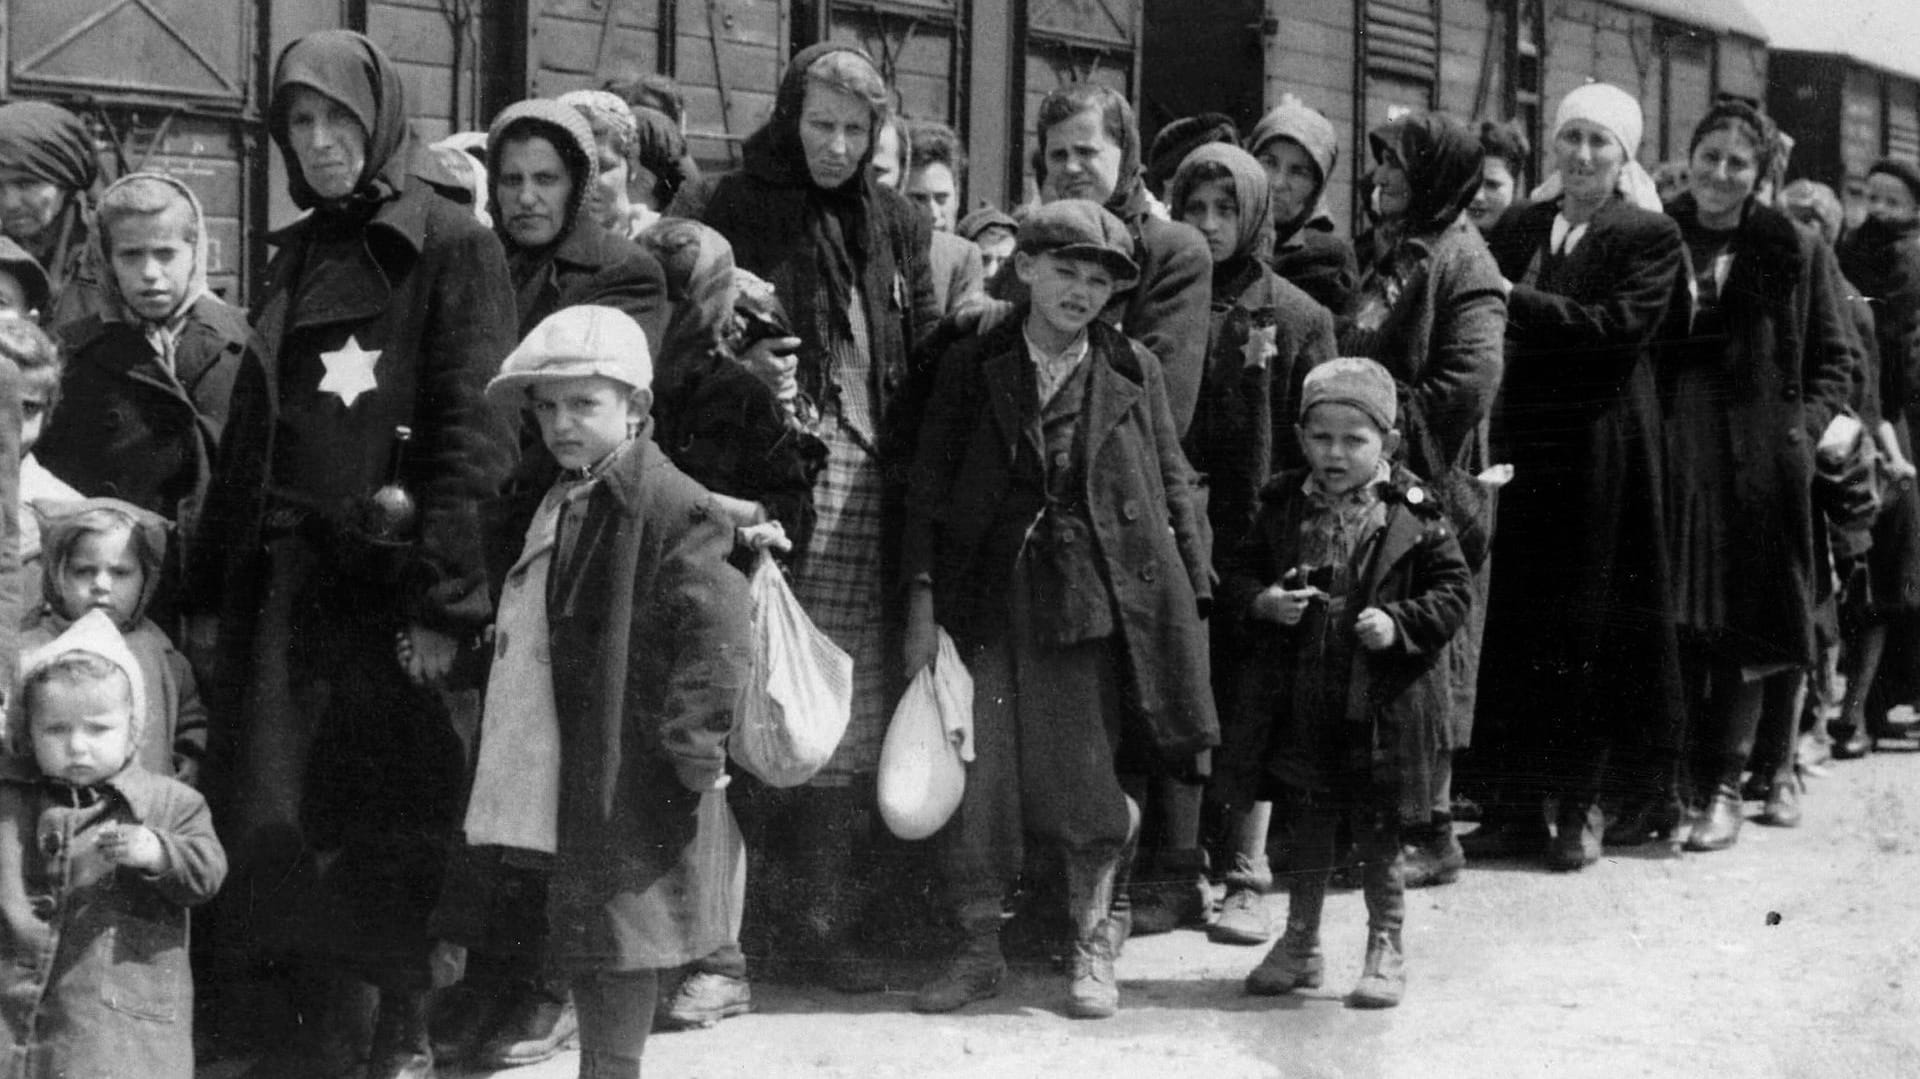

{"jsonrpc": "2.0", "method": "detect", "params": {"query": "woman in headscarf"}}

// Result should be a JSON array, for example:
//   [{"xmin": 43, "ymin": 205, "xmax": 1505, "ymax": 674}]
[
  {"xmin": 1338, "ymin": 113, "xmax": 1505, "ymax": 888},
  {"xmin": 669, "ymin": 43, "xmax": 939, "ymax": 995},
  {"xmin": 1660, "ymin": 101, "xmax": 1859, "ymax": 850},
  {"xmin": 0, "ymin": 101, "xmax": 106, "ymax": 327},
  {"xmin": 1472, "ymin": 82, "xmax": 1689, "ymax": 872},
  {"xmin": 1169, "ymin": 141, "xmax": 1335, "ymax": 946},
  {"xmin": 193, "ymin": 30, "xmax": 518, "ymax": 1079},
  {"xmin": 1246, "ymin": 96, "xmax": 1359, "ymax": 318}
]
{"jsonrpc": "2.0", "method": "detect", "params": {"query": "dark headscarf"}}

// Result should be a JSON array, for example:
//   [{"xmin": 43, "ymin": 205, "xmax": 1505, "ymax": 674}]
[
  {"xmin": 739, "ymin": 42, "xmax": 887, "ymax": 338},
  {"xmin": 1367, "ymin": 112, "xmax": 1484, "ymax": 237},
  {"xmin": 630, "ymin": 106, "xmax": 695, "ymax": 210},
  {"xmin": 1144, "ymin": 112, "xmax": 1238, "ymax": 198},
  {"xmin": 0, "ymin": 102, "xmax": 98, "ymax": 195},
  {"xmin": 269, "ymin": 30, "xmax": 413, "ymax": 211}
]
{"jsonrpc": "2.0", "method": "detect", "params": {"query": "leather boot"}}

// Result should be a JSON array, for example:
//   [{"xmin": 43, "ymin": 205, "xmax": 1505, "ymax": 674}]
[
  {"xmin": 912, "ymin": 901, "xmax": 1007, "ymax": 1014},
  {"xmin": 240, "ymin": 970, "xmax": 372, "ymax": 1079},
  {"xmin": 1401, "ymin": 819, "xmax": 1465, "ymax": 888},
  {"xmin": 1244, "ymin": 876, "xmax": 1325, "ymax": 995},
  {"xmin": 427, "ymin": 981, "xmax": 506, "ymax": 1065},
  {"xmin": 366, "ymin": 988, "xmax": 436, "ymax": 1079},
  {"xmin": 1547, "ymin": 800, "xmax": 1603, "ymax": 871},
  {"xmin": 476, "ymin": 981, "xmax": 577, "ymax": 1068},
  {"xmin": 1126, "ymin": 848, "xmax": 1213, "ymax": 936},
  {"xmin": 1063, "ymin": 847, "xmax": 1121, "ymax": 1019},
  {"xmin": 1761, "ymin": 771, "xmax": 1803, "ymax": 828},
  {"xmin": 1347, "ymin": 929, "xmax": 1406, "ymax": 1009},
  {"xmin": 1684, "ymin": 782, "xmax": 1744, "ymax": 851}
]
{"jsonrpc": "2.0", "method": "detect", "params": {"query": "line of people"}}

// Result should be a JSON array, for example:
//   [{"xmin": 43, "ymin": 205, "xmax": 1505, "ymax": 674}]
[{"xmin": 0, "ymin": 27, "xmax": 1912, "ymax": 1079}]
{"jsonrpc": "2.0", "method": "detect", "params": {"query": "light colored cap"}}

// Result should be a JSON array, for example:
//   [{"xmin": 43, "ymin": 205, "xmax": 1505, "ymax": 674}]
[{"xmin": 486, "ymin": 305, "xmax": 653, "ymax": 407}]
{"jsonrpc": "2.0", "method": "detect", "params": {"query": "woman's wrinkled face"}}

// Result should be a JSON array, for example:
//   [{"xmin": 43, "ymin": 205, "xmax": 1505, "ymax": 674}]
[
  {"xmin": 495, "ymin": 135, "xmax": 573, "ymax": 249},
  {"xmin": 1178, "ymin": 178, "xmax": 1242, "ymax": 264},
  {"xmin": 1467, "ymin": 157, "xmax": 1517, "ymax": 231},
  {"xmin": 799, "ymin": 83, "xmax": 872, "ymax": 190},
  {"xmin": 1554, "ymin": 119, "xmax": 1626, "ymax": 206},
  {"xmin": 0, "ymin": 173, "xmax": 67, "ymax": 243},
  {"xmin": 1371, "ymin": 146, "xmax": 1412, "ymax": 220},
  {"xmin": 284, "ymin": 85, "xmax": 369, "ymax": 202},
  {"xmin": 1689, "ymin": 126, "xmax": 1760, "ymax": 224},
  {"xmin": 1255, "ymin": 138, "xmax": 1320, "ymax": 227},
  {"xmin": 1042, "ymin": 108, "xmax": 1125, "ymax": 206}
]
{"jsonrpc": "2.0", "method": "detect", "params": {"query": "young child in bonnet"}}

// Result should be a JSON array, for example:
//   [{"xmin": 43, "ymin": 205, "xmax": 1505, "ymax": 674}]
[{"xmin": 0, "ymin": 609, "xmax": 226, "ymax": 1077}]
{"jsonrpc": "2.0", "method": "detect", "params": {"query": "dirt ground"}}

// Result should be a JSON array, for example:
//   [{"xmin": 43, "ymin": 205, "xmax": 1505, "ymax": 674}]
[{"xmin": 210, "ymin": 746, "xmax": 1920, "ymax": 1079}]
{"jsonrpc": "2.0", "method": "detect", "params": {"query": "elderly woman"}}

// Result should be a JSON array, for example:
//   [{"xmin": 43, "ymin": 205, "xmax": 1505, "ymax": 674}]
[
  {"xmin": 670, "ymin": 43, "xmax": 939, "ymax": 995},
  {"xmin": 1246, "ymin": 96, "xmax": 1358, "ymax": 317},
  {"xmin": 0, "ymin": 101, "xmax": 105, "ymax": 326},
  {"xmin": 1662, "ymin": 102, "xmax": 1859, "ymax": 849},
  {"xmin": 1341, "ymin": 112, "xmax": 1506, "ymax": 886},
  {"xmin": 195, "ymin": 31, "xmax": 517, "ymax": 1079},
  {"xmin": 1474, "ymin": 83, "xmax": 1689, "ymax": 871},
  {"xmin": 1168, "ymin": 141, "xmax": 1335, "ymax": 945}
]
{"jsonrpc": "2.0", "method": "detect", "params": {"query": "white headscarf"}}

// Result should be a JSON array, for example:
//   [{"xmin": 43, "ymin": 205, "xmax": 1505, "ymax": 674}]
[{"xmin": 1530, "ymin": 82, "xmax": 1664, "ymax": 213}]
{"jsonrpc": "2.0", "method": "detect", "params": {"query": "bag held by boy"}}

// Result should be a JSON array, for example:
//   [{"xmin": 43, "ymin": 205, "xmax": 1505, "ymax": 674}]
[
  {"xmin": 878, "ymin": 627, "xmax": 975, "ymax": 840},
  {"xmin": 731, "ymin": 550, "xmax": 854, "ymax": 787}
]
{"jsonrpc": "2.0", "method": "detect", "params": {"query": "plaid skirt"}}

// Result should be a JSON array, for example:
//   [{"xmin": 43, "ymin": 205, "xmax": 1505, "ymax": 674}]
[{"xmin": 790, "ymin": 417, "xmax": 890, "ymax": 785}]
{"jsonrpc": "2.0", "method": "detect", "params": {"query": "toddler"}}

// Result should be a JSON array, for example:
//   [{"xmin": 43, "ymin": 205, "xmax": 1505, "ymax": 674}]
[{"xmin": 0, "ymin": 609, "xmax": 226, "ymax": 1077}]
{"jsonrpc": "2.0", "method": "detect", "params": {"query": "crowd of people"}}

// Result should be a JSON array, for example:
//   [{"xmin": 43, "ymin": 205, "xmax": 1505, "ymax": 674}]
[{"xmin": 0, "ymin": 25, "xmax": 1912, "ymax": 1079}]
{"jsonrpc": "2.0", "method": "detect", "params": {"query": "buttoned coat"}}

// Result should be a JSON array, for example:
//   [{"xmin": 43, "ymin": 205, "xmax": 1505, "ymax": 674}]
[
  {"xmin": 0, "ymin": 759, "xmax": 226, "ymax": 1079},
  {"xmin": 479, "ymin": 435, "xmax": 751, "ymax": 971},
  {"xmin": 903, "ymin": 317, "xmax": 1218, "ymax": 762}
]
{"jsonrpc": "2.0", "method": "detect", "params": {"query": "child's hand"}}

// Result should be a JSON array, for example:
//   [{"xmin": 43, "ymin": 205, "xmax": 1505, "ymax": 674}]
[
  {"xmin": 1355, "ymin": 607, "xmax": 1398, "ymax": 651},
  {"xmin": 1253, "ymin": 584, "xmax": 1325, "ymax": 626},
  {"xmin": 97, "ymin": 823, "xmax": 167, "ymax": 873},
  {"xmin": 429, "ymin": 939, "xmax": 468, "ymax": 989},
  {"xmin": 396, "ymin": 624, "xmax": 460, "ymax": 687},
  {"xmin": 740, "ymin": 336, "xmax": 803, "ymax": 400},
  {"xmin": 738, "ymin": 520, "xmax": 792, "ymax": 553}
]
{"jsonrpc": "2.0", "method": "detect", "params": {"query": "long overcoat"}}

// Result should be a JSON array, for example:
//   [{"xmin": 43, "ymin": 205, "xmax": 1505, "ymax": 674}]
[
  {"xmin": 1214, "ymin": 466, "xmax": 1473, "ymax": 817},
  {"xmin": 1661, "ymin": 194, "xmax": 1860, "ymax": 667},
  {"xmin": 903, "ymin": 317, "xmax": 1218, "ymax": 763},
  {"xmin": 479, "ymin": 435, "xmax": 751, "ymax": 971},
  {"xmin": 0, "ymin": 759, "xmax": 225, "ymax": 1079}
]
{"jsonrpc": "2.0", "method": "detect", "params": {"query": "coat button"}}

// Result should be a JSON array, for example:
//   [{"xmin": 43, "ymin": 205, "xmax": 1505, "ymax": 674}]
[
  {"xmin": 1139, "ymin": 564, "xmax": 1156, "ymax": 582},
  {"xmin": 496, "ymin": 630, "xmax": 509, "ymax": 658},
  {"xmin": 1053, "ymin": 451, "xmax": 1071, "ymax": 470},
  {"xmin": 1122, "ymin": 500, "xmax": 1140, "ymax": 522},
  {"xmin": 1782, "ymin": 386, "xmax": 1799, "ymax": 400},
  {"xmin": 29, "ymin": 895, "xmax": 54, "ymax": 920}
]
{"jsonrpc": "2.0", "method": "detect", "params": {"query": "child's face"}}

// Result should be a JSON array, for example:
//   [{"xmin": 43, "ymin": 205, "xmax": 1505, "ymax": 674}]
[
  {"xmin": 1297, "ymin": 403, "xmax": 1397, "ymax": 495},
  {"xmin": 31, "ymin": 672, "xmax": 136, "ymax": 786},
  {"xmin": 529, "ymin": 375, "xmax": 641, "ymax": 471},
  {"xmin": 1015, "ymin": 250, "xmax": 1117, "ymax": 341},
  {"xmin": 976, "ymin": 228, "xmax": 1016, "ymax": 282},
  {"xmin": 19, "ymin": 379, "xmax": 51, "ymax": 453},
  {"xmin": 56, "ymin": 526, "xmax": 146, "ymax": 626},
  {"xmin": 108, "ymin": 202, "xmax": 196, "ymax": 321},
  {"xmin": 1179, "ymin": 178, "xmax": 1242, "ymax": 264},
  {"xmin": 0, "ymin": 268, "xmax": 29, "ymax": 318}
]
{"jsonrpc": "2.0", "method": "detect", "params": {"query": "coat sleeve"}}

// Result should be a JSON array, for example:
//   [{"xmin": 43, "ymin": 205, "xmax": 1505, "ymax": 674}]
[
  {"xmin": 949, "ymin": 239, "xmax": 986, "ymax": 310},
  {"xmin": 583, "ymin": 252, "xmax": 673, "ymax": 359},
  {"xmin": 1505, "ymin": 213, "xmax": 1685, "ymax": 352},
  {"xmin": 1137, "ymin": 343, "xmax": 1213, "ymax": 607},
  {"xmin": 1378, "ymin": 520, "xmax": 1473, "ymax": 657},
  {"xmin": 902, "ymin": 338, "xmax": 985, "ymax": 587},
  {"xmin": 410, "ymin": 216, "xmax": 520, "ymax": 631},
  {"xmin": 655, "ymin": 498, "xmax": 754, "ymax": 793},
  {"xmin": 1798, "ymin": 234, "xmax": 1865, "ymax": 441},
  {"xmin": 1404, "ymin": 250, "xmax": 1506, "ymax": 467},
  {"xmin": 166, "ymin": 649, "xmax": 208, "ymax": 783},
  {"xmin": 1130, "ymin": 219, "xmax": 1213, "ymax": 436},
  {"xmin": 144, "ymin": 785, "xmax": 227, "ymax": 908},
  {"xmin": 901, "ymin": 204, "xmax": 942, "ymax": 359}
]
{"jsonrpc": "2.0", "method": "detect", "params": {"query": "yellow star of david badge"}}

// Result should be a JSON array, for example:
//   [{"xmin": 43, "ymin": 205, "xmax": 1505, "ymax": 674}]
[
  {"xmin": 1242, "ymin": 323, "xmax": 1278, "ymax": 371},
  {"xmin": 319, "ymin": 335, "xmax": 382, "ymax": 408}
]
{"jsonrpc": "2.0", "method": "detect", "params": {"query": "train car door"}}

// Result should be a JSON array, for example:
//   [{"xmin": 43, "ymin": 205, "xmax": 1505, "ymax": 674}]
[
  {"xmin": 7, "ymin": 0, "xmax": 259, "ymax": 303},
  {"xmin": 1138, "ymin": 0, "xmax": 1265, "ymax": 155}
]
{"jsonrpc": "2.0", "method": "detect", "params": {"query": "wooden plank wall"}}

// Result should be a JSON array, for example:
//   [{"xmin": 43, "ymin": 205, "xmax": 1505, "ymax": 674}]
[
  {"xmin": 367, "ymin": 0, "xmax": 489, "ymax": 144},
  {"xmin": 1264, "ymin": 0, "xmax": 1358, "ymax": 230}
]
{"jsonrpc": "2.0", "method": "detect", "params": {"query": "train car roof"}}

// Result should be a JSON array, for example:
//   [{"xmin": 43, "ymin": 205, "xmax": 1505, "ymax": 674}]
[
  {"xmin": 1613, "ymin": 0, "xmax": 1770, "ymax": 42},
  {"xmin": 1742, "ymin": 0, "xmax": 1920, "ymax": 84}
]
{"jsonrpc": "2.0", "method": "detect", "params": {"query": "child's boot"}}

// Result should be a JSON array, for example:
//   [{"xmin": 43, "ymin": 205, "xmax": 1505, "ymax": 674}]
[
  {"xmin": 367, "ymin": 987, "xmax": 435, "ymax": 1079},
  {"xmin": 1245, "ymin": 875, "xmax": 1325, "ymax": 994},
  {"xmin": 912, "ymin": 900, "xmax": 1007, "ymax": 1014},
  {"xmin": 1063, "ymin": 846, "xmax": 1122, "ymax": 1019},
  {"xmin": 1348, "ymin": 843, "xmax": 1406, "ymax": 1008}
]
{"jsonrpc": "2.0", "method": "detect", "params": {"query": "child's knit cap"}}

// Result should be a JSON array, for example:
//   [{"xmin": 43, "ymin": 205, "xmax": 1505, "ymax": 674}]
[
  {"xmin": 1016, "ymin": 199, "xmax": 1140, "ymax": 288},
  {"xmin": 957, "ymin": 207, "xmax": 1017, "ymax": 242},
  {"xmin": 1300, "ymin": 356, "xmax": 1397, "ymax": 432},
  {"xmin": 486, "ymin": 305, "xmax": 653, "ymax": 407}
]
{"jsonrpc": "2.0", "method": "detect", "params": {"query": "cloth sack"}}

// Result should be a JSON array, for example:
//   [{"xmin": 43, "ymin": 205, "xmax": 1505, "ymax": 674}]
[
  {"xmin": 878, "ymin": 628, "xmax": 975, "ymax": 840},
  {"xmin": 730, "ymin": 550, "xmax": 854, "ymax": 787}
]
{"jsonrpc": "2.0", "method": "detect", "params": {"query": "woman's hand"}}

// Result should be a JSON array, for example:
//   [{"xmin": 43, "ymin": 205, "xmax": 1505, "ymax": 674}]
[
  {"xmin": 1355, "ymin": 607, "xmax": 1399, "ymax": 651},
  {"xmin": 738, "ymin": 520, "xmax": 792, "ymax": 553},
  {"xmin": 740, "ymin": 336, "xmax": 803, "ymax": 400},
  {"xmin": 397, "ymin": 624, "xmax": 460, "ymax": 687},
  {"xmin": 1252, "ymin": 584, "xmax": 1324, "ymax": 626},
  {"xmin": 902, "ymin": 585, "xmax": 938, "ymax": 680}
]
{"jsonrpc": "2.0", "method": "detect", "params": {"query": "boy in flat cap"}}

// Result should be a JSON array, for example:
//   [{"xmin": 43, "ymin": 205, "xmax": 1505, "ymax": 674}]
[
  {"xmin": 436, "ymin": 305, "xmax": 753, "ymax": 1078},
  {"xmin": 1216, "ymin": 356, "xmax": 1473, "ymax": 1009},
  {"xmin": 902, "ymin": 199, "xmax": 1216, "ymax": 1020}
]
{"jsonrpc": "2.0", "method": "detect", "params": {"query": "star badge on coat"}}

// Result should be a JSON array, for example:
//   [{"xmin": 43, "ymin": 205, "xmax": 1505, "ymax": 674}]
[
  {"xmin": 1242, "ymin": 323, "xmax": 1278, "ymax": 371},
  {"xmin": 319, "ymin": 336, "xmax": 382, "ymax": 407}
]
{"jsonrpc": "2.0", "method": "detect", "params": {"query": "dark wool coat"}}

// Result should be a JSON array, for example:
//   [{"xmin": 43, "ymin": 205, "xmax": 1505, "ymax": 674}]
[
  {"xmin": 480, "ymin": 436, "xmax": 750, "ymax": 971},
  {"xmin": 39, "ymin": 296, "xmax": 248, "ymax": 565},
  {"xmin": 903, "ymin": 317, "xmax": 1219, "ymax": 763},
  {"xmin": 1214, "ymin": 466, "xmax": 1472, "ymax": 817},
  {"xmin": 1479, "ymin": 196, "xmax": 1689, "ymax": 774},
  {"xmin": 1661, "ymin": 195, "xmax": 1860, "ymax": 667},
  {"xmin": 1272, "ymin": 212, "xmax": 1358, "ymax": 319},
  {"xmin": 0, "ymin": 759, "xmax": 226, "ymax": 1079},
  {"xmin": 507, "ymin": 218, "xmax": 669, "ymax": 349},
  {"xmin": 1839, "ymin": 215, "xmax": 1920, "ymax": 426},
  {"xmin": 1185, "ymin": 258, "xmax": 1335, "ymax": 549}
]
